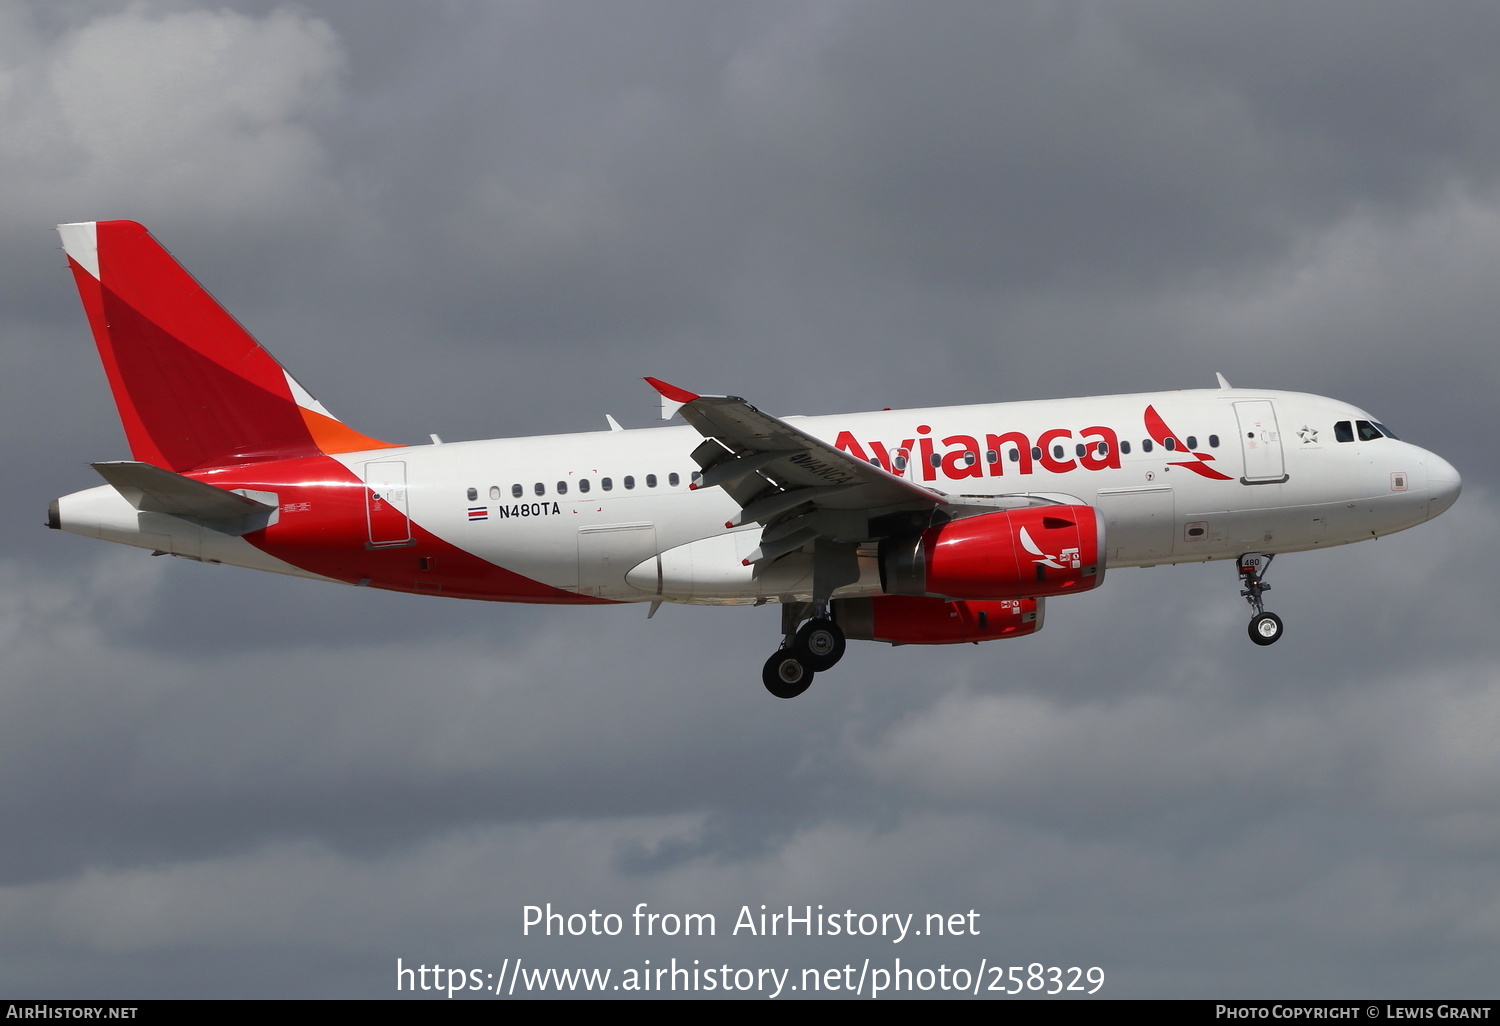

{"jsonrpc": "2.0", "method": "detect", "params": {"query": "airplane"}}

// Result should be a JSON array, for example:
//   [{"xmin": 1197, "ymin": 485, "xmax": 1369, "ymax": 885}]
[{"xmin": 47, "ymin": 220, "xmax": 1462, "ymax": 698}]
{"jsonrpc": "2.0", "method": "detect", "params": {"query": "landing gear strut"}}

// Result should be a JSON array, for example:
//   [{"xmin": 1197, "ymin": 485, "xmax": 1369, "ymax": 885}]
[
  {"xmin": 1237, "ymin": 553, "xmax": 1283, "ymax": 646},
  {"xmin": 761, "ymin": 602, "xmax": 847, "ymax": 698}
]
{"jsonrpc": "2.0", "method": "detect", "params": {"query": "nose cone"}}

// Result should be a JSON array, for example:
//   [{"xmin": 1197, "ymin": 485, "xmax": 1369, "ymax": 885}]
[{"xmin": 1426, "ymin": 453, "xmax": 1462, "ymax": 520}]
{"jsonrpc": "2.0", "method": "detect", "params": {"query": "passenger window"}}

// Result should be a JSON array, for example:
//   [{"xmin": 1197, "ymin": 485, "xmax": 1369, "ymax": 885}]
[
  {"xmin": 1164, "ymin": 438, "xmax": 1176, "ymax": 451},
  {"xmin": 1208, "ymin": 435, "xmax": 1219, "ymax": 448},
  {"xmin": 1142, "ymin": 440, "xmax": 1153, "ymax": 452},
  {"xmin": 928, "ymin": 453, "xmax": 942, "ymax": 468},
  {"xmin": 1031, "ymin": 446, "xmax": 1042, "ymax": 460},
  {"xmin": 512, "ymin": 484, "xmax": 523, "ymax": 498},
  {"xmin": 579, "ymin": 479, "xmax": 590, "ymax": 494},
  {"xmin": 1075, "ymin": 444, "xmax": 1086, "ymax": 458},
  {"xmin": 669, "ymin": 472, "xmax": 680, "ymax": 486},
  {"xmin": 534, "ymin": 482, "xmax": 545, "ymax": 496},
  {"xmin": 690, "ymin": 471, "xmax": 702, "ymax": 486},
  {"xmin": 466, "ymin": 487, "xmax": 477, "ymax": 502},
  {"xmin": 1357, "ymin": 420, "xmax": 1382, "ymax": 441},
  {"xmin": 489, "ymin": 486, "xmax": 501, "ymax": 500},
  {"xmin": 1186, "ymin": 435, "xmax": 1197, "ymax": 449},
  {"xmin": 1096, "ymin": 441, "xmax": 1109, "ymax": 455},
  {"xmin": 1008, "ymin": 448, "xmax": 1020, "ymax": 462},
  {"xmin": 557, "ymin": 481, "xmax": 568, "ymax": 495},
  {"xmin": 646, "ymin": 474, "xmax": 657, "ymax": 488},
  {"xmin": 986, "ymin": 449, "xmax": 998, "ymax": 464},
  {"xmin": 893, "ymin": 455, "xmax": 908, "ymax": 471},
  {"xmin": 1120, "ymin": 440, "xmax": 1131, "ymax": 454},
  {"xmin": 624, "ymin": 476, "xmax": 635, "ymax": 489},
  {"xmin": 1335, "ymin": 421, "xmax": 1354, "ymax": 443},
  {"xmin": 1052, "ymin": 445, "xmax": 1064, "ymax": 459},
  {"xmin": 602, "ymin": 477, "xmax": 613, "ymax": 491}
]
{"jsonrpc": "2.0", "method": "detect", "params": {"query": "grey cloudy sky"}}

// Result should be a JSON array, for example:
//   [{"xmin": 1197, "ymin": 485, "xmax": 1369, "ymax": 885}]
[{"xmin": 2, "ymin": 0, "xmax": 1498, "ymax": 998}]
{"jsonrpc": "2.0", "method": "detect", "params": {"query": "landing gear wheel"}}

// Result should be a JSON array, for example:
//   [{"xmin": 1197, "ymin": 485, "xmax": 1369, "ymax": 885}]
[
  {"xmin": 794, "ymin": 618, "xmax": 846, "ymax": 672},
  {"xmin": 762, "ymin": 650, "xmax": 814, "ymax": 699},
  {"xmin": 1249, "ymin": 612, "xmax": 1283, "ymax": 646}
]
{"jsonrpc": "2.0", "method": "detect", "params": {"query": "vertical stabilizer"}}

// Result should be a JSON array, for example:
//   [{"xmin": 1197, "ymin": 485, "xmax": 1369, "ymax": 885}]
[{"xmin": 59, "ymin": 220, "xmax": 394, "ymax": 471}]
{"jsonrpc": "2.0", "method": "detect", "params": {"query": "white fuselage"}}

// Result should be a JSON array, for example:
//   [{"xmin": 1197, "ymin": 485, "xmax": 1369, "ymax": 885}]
[{"xmin": 58, "ymin": 386, "xmax": 1456, "ymax": 607}]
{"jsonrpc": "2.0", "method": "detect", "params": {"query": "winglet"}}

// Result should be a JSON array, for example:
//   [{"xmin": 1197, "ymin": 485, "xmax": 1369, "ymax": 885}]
[
  {"xmin": 1215, "ymin": 372, "xmax": 1232, "ymax": 390},
  {"xmin": 644, "ymin": 377, "xmax": 699, "ymax": 403},
  {"xmin": 645, "ymin": 377, "xmax": 699, "ymax": 421}
]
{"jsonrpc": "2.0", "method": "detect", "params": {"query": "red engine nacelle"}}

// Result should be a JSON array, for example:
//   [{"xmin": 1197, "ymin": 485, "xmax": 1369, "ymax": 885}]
[
  {"xmin": 834, "ymin": 595, "xmax": 1044, "ymax": 645},
  {"xmin": 879, "ymin": 505, "xmax": 1104, "ymax": 600}
]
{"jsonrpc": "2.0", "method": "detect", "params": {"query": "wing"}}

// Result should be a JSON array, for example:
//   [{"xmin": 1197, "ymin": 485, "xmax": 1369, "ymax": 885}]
[
  {"xmin": 646, "ymin": 378, "xmax": 1067, "ymax": 571},
  {"xmin": 647, "ymin": 377, "xmax": 947, "ymax": 565}
]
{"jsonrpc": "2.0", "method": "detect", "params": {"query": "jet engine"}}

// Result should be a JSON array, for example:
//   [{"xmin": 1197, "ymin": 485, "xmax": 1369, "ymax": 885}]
[
  {"xmin": 834, "ymin": 595, "xmax": 1044, "ymax": 645},
  {"xmin": 878, "ymin": 505, "xmax": 1104, "ymax": 600}
]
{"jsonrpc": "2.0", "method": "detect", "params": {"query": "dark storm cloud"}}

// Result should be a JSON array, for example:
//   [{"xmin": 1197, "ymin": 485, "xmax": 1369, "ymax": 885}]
[
  {"xmin": 228, "ymin": 0, "xmax": 1500, "ymax": 426},
  {"xmin": 2, "ymin": 0, "xmax": 1497, "ymax": 998}
]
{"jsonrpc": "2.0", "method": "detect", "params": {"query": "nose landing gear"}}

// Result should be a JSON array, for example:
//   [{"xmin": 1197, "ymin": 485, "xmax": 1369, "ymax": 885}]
[{"xmin": 1238, "ymin": 553, "xmax": 1283, "ymax": 646}]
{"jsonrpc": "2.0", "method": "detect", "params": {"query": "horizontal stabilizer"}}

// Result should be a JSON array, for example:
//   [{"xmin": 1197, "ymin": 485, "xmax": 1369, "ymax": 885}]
[{"xmin": 91, "ymin": 461, "xmax": 278, "ymax": 535}]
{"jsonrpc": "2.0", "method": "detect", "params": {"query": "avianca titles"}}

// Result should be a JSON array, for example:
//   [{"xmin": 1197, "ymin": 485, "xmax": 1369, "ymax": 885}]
[{"xmin": 48, "ymin": 221, "xmax": 1462, "ymax": 698}]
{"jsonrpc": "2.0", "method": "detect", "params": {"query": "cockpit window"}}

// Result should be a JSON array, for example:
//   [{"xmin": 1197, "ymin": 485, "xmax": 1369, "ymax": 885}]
[
  {"xmin": 1335, "ymin": 421, "xmax": 1354, "ymax": 443},
  {"xmin": 1357, "ymin": 420, "xmax": 1382, "ymax": 441},
  {"xmin": 1374, "ymin": 422, "xmax": 1399, "ymax": 439}
]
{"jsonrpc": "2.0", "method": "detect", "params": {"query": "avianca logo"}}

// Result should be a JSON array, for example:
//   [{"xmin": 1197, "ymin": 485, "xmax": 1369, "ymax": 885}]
[
  {"xmin": 1143, "ymin": 405, "xmax": 1232, "ymax": 481},
  {"xmin": 1020, "ymin": 526, "xmax": 1082, "ymax": 569},
  {"xmin": 833, "ymin": 405, "xmax": 1231, "ymax": 483},
  {"xmin": 833, "ymin": 422, "xmax": 1121, "ymax": 482}
]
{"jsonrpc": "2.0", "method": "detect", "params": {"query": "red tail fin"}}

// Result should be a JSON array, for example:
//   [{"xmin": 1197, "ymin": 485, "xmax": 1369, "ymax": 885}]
[{"xmin": 59, "ymin": 220, "xmax": 394, "ymax": 472}]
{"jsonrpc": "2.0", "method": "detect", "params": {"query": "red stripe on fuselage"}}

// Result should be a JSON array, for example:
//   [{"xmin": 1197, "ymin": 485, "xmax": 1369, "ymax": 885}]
[{"xmin": 193, "ymin": 453, "xmax": 610, "ymax": 604}]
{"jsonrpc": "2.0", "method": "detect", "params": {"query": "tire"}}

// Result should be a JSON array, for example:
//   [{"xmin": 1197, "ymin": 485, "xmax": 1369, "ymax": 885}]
[
  {"xmin": 1249, "ymin": 612, "xmax": 1283, "ymax": 646},
  {"xmin": 762, "ymin": 650, "xmax": 814, "ymax": 699},
  {"xmin": 794, "ymin": 618, "xmax": 846, "ymax": 672}
]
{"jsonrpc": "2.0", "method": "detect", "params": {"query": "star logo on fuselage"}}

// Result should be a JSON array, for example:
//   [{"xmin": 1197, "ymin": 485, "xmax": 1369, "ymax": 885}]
[{"xmin": 1297, "ymin": 425, "xmax": 1318, "ymax": 444}]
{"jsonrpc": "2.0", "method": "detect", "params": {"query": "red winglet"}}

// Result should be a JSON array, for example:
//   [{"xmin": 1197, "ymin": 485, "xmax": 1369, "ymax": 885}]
[{"xmin": 644, "ymin": 377, "xmax": 700, "ymax": 404}]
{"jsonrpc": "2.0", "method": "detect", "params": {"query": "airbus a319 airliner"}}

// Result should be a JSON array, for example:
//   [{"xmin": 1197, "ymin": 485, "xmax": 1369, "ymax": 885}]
[{"xmin": 48, "ymin": 221, "xmax": 1461, "ymax": 697}]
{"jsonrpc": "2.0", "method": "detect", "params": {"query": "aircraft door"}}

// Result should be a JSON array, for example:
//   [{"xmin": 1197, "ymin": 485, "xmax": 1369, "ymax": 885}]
[
  {"xmin": 364, "ymin": 460, "xmax": 412, "ymax": 547},
  {"xmin": 1234, "ymin": 401, "xmax": 1287, "ymax": 483}
]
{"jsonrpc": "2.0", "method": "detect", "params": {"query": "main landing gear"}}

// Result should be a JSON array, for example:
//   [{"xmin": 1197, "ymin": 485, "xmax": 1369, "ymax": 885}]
[
  {"xmin": 762, "ymin": 604, "xmax": 847, "ymax": 699},
  {"xmin": 1237, "ymin": 553, "xmax": 1283, "ymax": 646}
]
